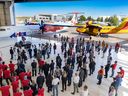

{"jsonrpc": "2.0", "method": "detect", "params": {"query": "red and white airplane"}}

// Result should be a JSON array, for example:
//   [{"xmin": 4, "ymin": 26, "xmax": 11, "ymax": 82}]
[
  {"xmin": 0, "ymin": 12, "xmax": 82, "ymax": 38},
  {"xmin": 33, "ymin": 12, "xmax": 85, "ymax": 33},
  {"xmin": 41, "ymin": 13, "xmax": 78, "ymax": 32}
]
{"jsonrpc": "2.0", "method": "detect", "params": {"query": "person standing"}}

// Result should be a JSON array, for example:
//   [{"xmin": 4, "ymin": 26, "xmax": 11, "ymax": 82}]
[
  {"xmin": 46, "ymin": 73, "xmax": 53, "ymax": 93},
  {"xmin": 54, "ymin": 66, "xmax": 62, "ymax": 79},
  {"xmin": 50, "ymin": 60, "xmax": 55, "ymax": 75},
  {"xmin": 33, "ymin": 46, "xmax": 37, "ymax": 58},
  {"xmin": 79, "ymin": 68, "xmax": 85, "ymax": 87},
  {"xmin": 67, "ymin": 66, "xmax": 73, "ymax": 86},
  {"xmin": 114, "ymin": 72, "xmax": 122, "ymax": 96},
  {"xmin": 56, "ymin": 54, "xmax": 62, "ymax": 69},
  {"xmin": 21, "ymin": 50, "xmax": 27, "ymax": 63},
  {"xmin": 67, "ymin": 56, "xmax": 71, "ymax": 65},
  {"xmin": 107, "ymin": 53, "xmax": 112, "ymax": 65},
  {"xmin": 10, "ymin": 47, "xmax": 14, "ymax": 60},
  {"xmin": 38, "ymin": 59, "xmax": 45, "ymax": 74},
  {"xmin": 104, "ymin": 63, "xmax": 110, "ymax": 78},
  {"xmin": 28, "ymin": 47, "xmax": 32, "ymax": 59},
  {"xmin": 71, "ymin": 53, "xmax": 75, "ymax": 69},
  {"xmin": 71, "ymin": 73, "xmax": 80, "ymax": 95},
  {"xmin": 47, "ymin": 46, "xmax": 50, "ymax": 59},
  {"xmin": 53, "ymin": 43, "xmax": 57, "ymax": 54},
  {"xmin": 110, "ymin": 61, "xmax": 117, "ymax": 77},
  {"xmin": 108, "ymin": 46, "xmax": 112, "ymax": 55},
  {"xmin": 0, "ymin": 84, "xmax": 10, "ymax": 96},
  {"xmin": 30, "ymin": 80, "xmax": 37, "ymax": 96},
  {"xmin": 83, "ymin": 63, "xmax": 88, "ymax": 81},
  {"xmin": 43, "ymin": 62, "xmax": 50, "ymax": 78},
  {"xmin": 89, "ymin": 60, "xmax": 96, "ymax": 76},
  {"xmin": 64, "ymin": 50, "xmax": 68, "ymax": 61},
  {"xmin": 21, "ymin": 76, "xmax": 30, "ymax": 90},
  {"xmin": 102, "ymin": 45, "xmax": 108, "ymax": 58},
  {"xmin": 36, "ymin": 73, "xmax": 45, "ymax": 88},
  {"xmin": 42, "ymin": 47, "xmax": 46, "ymax": 60},
  {"xmin": 77, "ymin": 55, "xmax": 83, "ymax": 71},
  {"xmin": 11, "ymin": 77, "xmax": 19, "ymax": 93},
  {"xmin": 2, "ymin": 61, "xmax": 8, "ymax": 71},
  {"xmin": 52, "ymin": 75, "xmax": 60, "ymax": 96},
  {"xmin": 3, "ymin": 68, "xmax": 11, "ymax": 85},
  {"xmin": 83, "ymin": 54, "xmax": 87, "ymax": 65},
  {"xmin": 9, "ymin": 61, "xmax": 15, "ymax": 76},
  {"xmin": 31, "ymin": 60, "xmax": 37, "ymax": 76},
  {"xmin": 119, "ymin": 67, "xmax": 125, "ymax": 78},
  {"xmin": 97, "ymin": 66, "xmax": 104, "ymax": 85},
  {"xmin": 19, "ymin": 61, "xmax": 26, "ymax": 72},
  {"xmin": 61, "ymin": 70, "xmax": 67, "ymax": 92},
  {"xmin": 115, "ymin": 43, "xmax": 120, "ymax": 53}
]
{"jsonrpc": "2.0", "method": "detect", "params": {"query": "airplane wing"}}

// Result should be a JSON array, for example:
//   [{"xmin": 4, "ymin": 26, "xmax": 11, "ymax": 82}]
[
  {"xmin": 43, "ymin": 24, "xmax": 84, "ymax": 28},
  {"xmin": 87, "ymin": 24, "xmax": 102, "ymax": 28}
]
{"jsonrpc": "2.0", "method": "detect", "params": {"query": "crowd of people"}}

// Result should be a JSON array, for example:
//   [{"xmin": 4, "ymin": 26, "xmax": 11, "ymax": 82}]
[{"xmin": 0, "ymin": 35, "xmax": 125, "ymax": 96}]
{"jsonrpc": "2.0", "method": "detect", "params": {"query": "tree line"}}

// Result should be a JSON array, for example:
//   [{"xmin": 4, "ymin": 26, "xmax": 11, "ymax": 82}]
[{"xmin": 79, "ymin": 15, "xmax": 126, "ymax": 26}]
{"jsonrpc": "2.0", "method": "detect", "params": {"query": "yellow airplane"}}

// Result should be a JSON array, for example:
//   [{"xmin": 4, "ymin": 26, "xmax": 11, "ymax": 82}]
[{"xmin": 76, "ymin": 18, "xmax": 128, "ymax": 36}]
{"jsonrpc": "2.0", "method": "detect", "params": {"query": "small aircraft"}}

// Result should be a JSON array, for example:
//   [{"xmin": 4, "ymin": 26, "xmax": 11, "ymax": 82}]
[
  {"xmin": 76, "ymin": 18, "xmax": 128, "ymax": 36},
  {"xmin": 39, "ymin": 12, "xmax": 83, "ymax": 33}
]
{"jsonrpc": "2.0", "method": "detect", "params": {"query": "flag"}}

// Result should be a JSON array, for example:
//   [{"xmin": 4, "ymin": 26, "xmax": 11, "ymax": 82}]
[
  {"xmin": 23, "ymin": 32, "xmax": 27, "ymax": 36},
  {"xmin": 10, "ymin": 33, "xmax": 16, "ymax": 38}
]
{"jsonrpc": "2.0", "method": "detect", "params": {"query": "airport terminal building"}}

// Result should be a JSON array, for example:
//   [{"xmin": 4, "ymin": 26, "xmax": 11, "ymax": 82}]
[{"xmin": 35, "ymin": 14, "xmax": 65, "ymax": 22}]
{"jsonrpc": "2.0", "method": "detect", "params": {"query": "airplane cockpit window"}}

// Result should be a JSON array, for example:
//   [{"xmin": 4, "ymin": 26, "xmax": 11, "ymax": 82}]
[{"xmin": 0, "ymin": 29, "xmax": 6, "ymax": 31}]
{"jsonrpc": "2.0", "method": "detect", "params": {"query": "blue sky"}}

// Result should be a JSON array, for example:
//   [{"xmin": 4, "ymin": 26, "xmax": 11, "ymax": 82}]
[{"xmin": 15, "ymin": 0, "xmax": 128, "ymax": 18}]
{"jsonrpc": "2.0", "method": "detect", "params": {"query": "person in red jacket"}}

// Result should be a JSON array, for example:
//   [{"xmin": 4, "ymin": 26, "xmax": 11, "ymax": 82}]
[
  {"xmin": 13, "ymin": 91, "xmax": 22, "ymax": 96},
  {"xmin": 110, "ymin": 61, "xmax": 117, "ymax": 77},
  {"xmin": 23, "ymin": 88, "xmax": 33, "ymax": 96},
  {"xmin": 21, "ymin": 76, "xmax": 30, "ymax": 90},
  {"xmin": 11, "ymin": 75, "xmax": 19, "ymax": 82},
  {"xmin": 3, "ymin": 68, "xmax": 11, "ymax": 85},
  {"xmin": 12, "ymin": 78, "xmax": 19, "ymax": 92},
  {"xmin": 0, "ymin": 69, "xmax": 2, "ymax": 86},
  {"xmin": 97, "ymin": 66, "xmax": 104, "ymax": 85},
  {"xmin": 38, "ymin": 59, "xmax": 45, "ymax": 74},
  {"xmin": 9, "ymin": 61, "xmax": 15, "ymax": 76},
  {"xmin": 0, "ymin": 85, "xmax": 10, "ymax": 96},
  {"xmin": 38, "ymin": 88, "xmax": 44, "ymax": 96},
  {"xmin": 2, "ymin": 61, "xmax": 8, "ymax": 71},
  {"xmin": 119, "ymin": 67, "xmax": 125, "ymax": 78},
  {"xmin": 19, "ymin": 72, "xmax": 26, "ymax": 81}
]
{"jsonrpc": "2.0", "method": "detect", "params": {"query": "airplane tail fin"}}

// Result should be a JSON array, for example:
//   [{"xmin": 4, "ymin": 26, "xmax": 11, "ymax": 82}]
[
  {"xmin": 70, "ymin": 14, "xmax": 78, "ymax": 25},
  {"xmin": 117, "ymin": 18, "xmax": 128, "ymax": 30}
]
